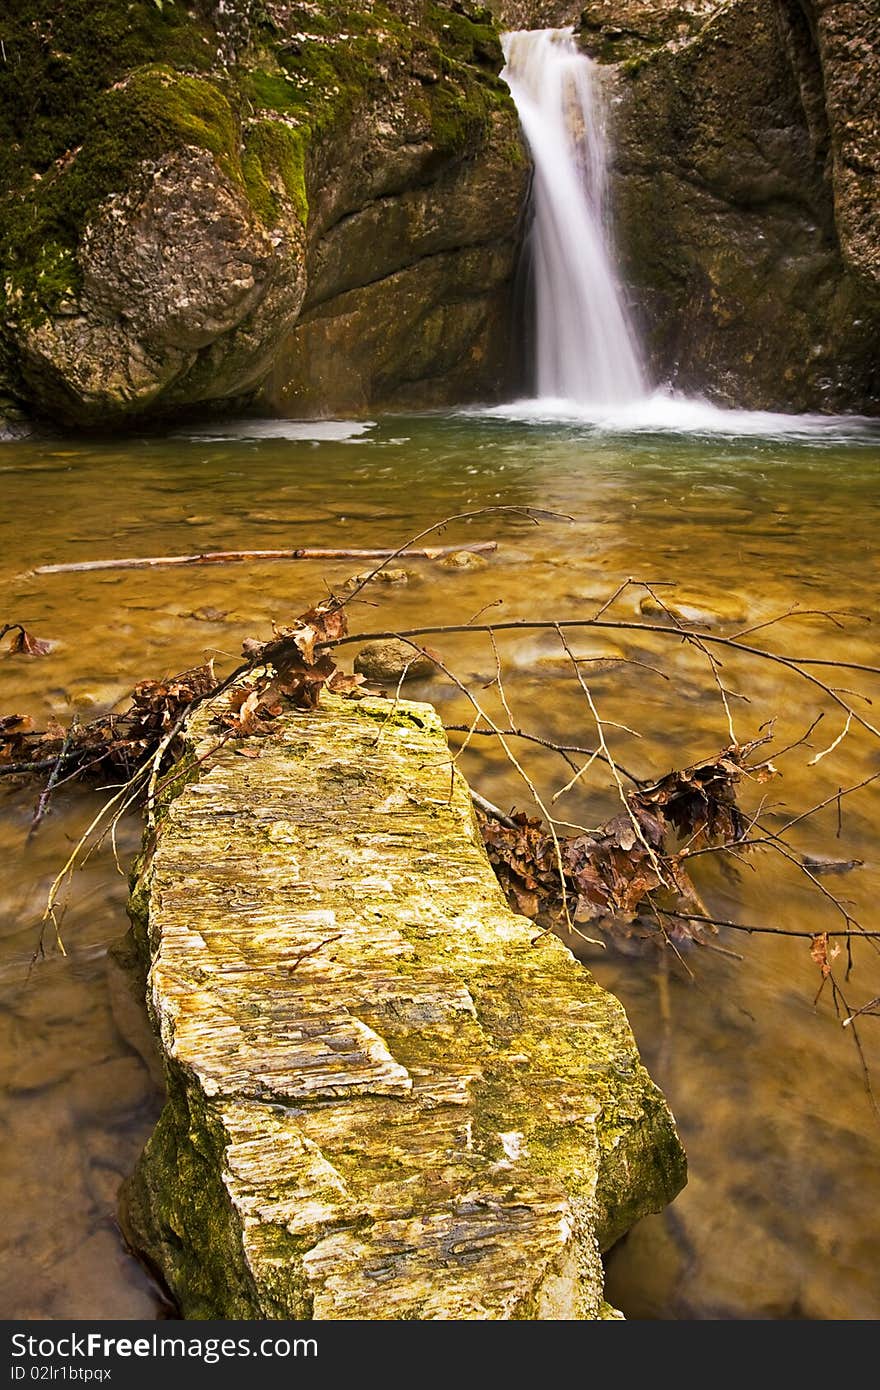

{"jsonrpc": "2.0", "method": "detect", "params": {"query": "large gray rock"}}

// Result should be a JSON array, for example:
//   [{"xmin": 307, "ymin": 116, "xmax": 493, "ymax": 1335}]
[
  {"xmin": 0, "ymin": 1, "xmax": 528, "ymax": 427},
  {"xmin": 17, "ymin": 148, "xmax": 306, "ymax": 424},
  {"xmin": 120, "ymin": 694, "xmax": 686, "ymax": 1319}
]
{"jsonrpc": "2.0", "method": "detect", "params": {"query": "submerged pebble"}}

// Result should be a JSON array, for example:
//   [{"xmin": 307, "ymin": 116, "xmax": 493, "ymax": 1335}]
[
  {"xmin": 354, "ymin": 639, "xmax": 438, "ymax": 682},
  {"xmin": 437, "ymin": 550, "xmax": 489, "ymax": 570},
  {"xmin": 639, "ymin": 592, "xmax": 748, "ymax": 626}
]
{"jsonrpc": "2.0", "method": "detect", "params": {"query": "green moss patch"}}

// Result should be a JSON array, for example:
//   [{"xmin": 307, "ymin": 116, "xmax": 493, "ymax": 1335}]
[{"xmin": 0, "ymin": 0, "xmax": 518, "ymax": 394}]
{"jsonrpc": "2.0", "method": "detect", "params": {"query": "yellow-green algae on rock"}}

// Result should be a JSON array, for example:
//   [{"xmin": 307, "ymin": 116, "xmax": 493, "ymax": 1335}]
[{"xmin": 120, "ymin": 694, "xmax": 686, "ymax": 1319}]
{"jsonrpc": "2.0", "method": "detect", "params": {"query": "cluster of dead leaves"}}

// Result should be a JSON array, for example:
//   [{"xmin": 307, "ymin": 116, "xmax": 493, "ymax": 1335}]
[
  {"xmin": 219, "ymin": 600, "xmax": 364, "ymax": 738},
  {"xmin": 1, "ymin": 661, "xmax": 219, "ymax": 782},
  {"xmin": 0, "ymin": 712, "xmax": 52, "ymax": 766},
  {"xmin": 127, "ymin": 663, "xmax": 218, "ymax": 741},
  {"xmin": 1, "ymin": 597, "xmax": 364, "ymax": 796},
  {"xmin": 479, "ymin": 812, "xmax": 564, "ymax": 921},
  {"xmin": 479, "ymin": 741, "xmax": 777, "ymax": 950},
  {"xmin": 631, "ymin": 739, "xmax": 775, "ymax": 848}
]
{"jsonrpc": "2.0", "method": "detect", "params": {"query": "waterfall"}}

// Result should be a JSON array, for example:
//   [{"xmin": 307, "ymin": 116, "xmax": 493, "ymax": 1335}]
[{"xmin": 501, "ymin": 28, "xmax": 646, "ymax": 406}]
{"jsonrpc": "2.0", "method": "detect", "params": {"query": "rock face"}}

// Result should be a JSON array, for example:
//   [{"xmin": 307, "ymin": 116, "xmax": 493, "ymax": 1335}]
[
  {"xmin": 260, "ymin": 138, "xmax": 528, "ymax": 415},
  {"xmin": 5, "ymin": 1, "xmax": 874, "ymax": 422},
  {"xmin": 120, "ymin": 694, "xmax": 686, "ymax": 1319},
  {"xmin": 18, "ymin": 146, "xmax": 306, "ymax": 424},
  {"xmin": 575, "ymin": 0, "xmax": 880, "ymax": 412},
  {"xmin": 0, "ymin": 1, "xmax": 527, "ymax": 426},
  {"xmin": 258, "ymin": 8, "xmax": 530, "ymax": 416}
]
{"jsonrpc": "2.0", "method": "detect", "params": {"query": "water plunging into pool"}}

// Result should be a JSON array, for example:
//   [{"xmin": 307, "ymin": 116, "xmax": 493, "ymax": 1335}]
[{"xmin": 501, "ymin": 28, "xmax": 646, "ymax": 407}]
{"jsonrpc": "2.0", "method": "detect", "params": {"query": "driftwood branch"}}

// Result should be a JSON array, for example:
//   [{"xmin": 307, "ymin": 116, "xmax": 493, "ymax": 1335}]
[{"xmin": 28, "ymin": 542, "xmax": 498, "ymax": 577}]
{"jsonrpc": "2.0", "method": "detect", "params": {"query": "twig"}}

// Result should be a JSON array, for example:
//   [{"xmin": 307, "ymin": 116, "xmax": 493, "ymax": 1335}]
[
  {"xmin": 27, "ymin": 717, "xmax": 78, "ymax": 840},
  {"xmin": 324, "ymin": 618, "xmax": 880, "ymax": 740},
  {"xmin": 369, "ymin": 654, "xmax": 423, "ymax": 749},
  {"xmin": 589, "ymin": 576, "xmax": 675, "ymax": 621},
  {"xmin": 287, "ymin": 934, "xmax": 344, "ymax": 972},
  {"xmin": 388, "ymin": 637, "xmax": 600, "ymax": 944},
  {"xmin": 470, "ymin": 789, "xmax": 517, "ymax": 828},
  {"xmin": 642, "ymin": 579, "xmax": 742, "ymax": 742},
  {"xmin": 36, "ymin": 755, "xmax": 154, "ymax": 957},
  {"xmin": 843, "ymin": 997, "xmax": 880, "ymax": 1027},
  {"xmin": 337, "ymin": 506, "xmax": 570, "ymax": 611},
  {"xmin": 0, "ymin": 757, "xmax": 63, "ymax": 777},
  {"xmin": 660, "ymin": 912, "xmax": 880, "ymax": 940},
  {"xmin": 555, "ymin": 624, "xmax": 663, "ymax": 877},
  {"xmin": 807, "ymin": 712, "xmax": 853, "ymax": 766},
  {"xmin": 728, "ymin": 605, "xmax": 867, "ymax": 641},
  {"xmin": 444, "ymin": 723, "xmax": 645, "ymax": 786},
  {"xmin": 824, "ymin": 975, "xmax": 879, "ymax": 1119},
  {"xmin": 145, "ymin": 707, "xmax": 198, "ymax": 830},
  {"xmin": 29, "ymin": 543, "xmax": 499, "ymax": 577},
  {"xmin": 769, "ymin": 711, "xmax": 824, "ymax": 760}
]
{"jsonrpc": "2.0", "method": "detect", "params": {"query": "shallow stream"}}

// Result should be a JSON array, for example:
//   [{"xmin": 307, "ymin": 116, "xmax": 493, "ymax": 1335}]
[{"xmin": 2, "ymin": 404, "xmax": 879, "ymax": 1319}]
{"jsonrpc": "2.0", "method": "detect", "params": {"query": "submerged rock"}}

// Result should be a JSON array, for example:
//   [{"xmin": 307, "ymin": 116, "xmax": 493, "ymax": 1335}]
[
  {"xmin": 514, "ymin": 636, "xmax": 629, "ymax": 676},
  {"xmin": 353, "ymin": 639, "xmax": 438, "ymax": 682},
  {"xmin": 638, "ymin": 592, "xmax": 748, "ymax": 626},
  {"xmin": 120, "ymin": 694, "xmax": 686, "ymax": 1318},
  {"xmin": 437, "ymin": 549, "xmax": 491, "ymax": 570},
  {"xmin": 342, "ymin": 568, "xmax": 410, "ymax": 588}
]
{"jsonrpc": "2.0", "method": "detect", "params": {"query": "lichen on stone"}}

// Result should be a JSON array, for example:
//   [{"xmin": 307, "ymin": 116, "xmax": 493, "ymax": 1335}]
[{"xmin": 120, "ymin": 692, "xmax": 686, "ymax": 1319}]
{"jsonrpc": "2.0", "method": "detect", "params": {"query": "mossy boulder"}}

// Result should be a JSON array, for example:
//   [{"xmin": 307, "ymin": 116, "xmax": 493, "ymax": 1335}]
[
  {"xmin": 0, "ymin": 0, "xmax": 528, "ymax": 426},
  {"xmin": 120, "ymin": 694, "xmax": 686, "ymax": 1318}
]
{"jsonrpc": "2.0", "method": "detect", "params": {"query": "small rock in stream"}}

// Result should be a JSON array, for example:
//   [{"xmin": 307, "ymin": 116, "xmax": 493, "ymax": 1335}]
[
  {"xmin": 343, "ymin": 568, "xmax": 410, "ymax": 588},
  {"xmin": 639, "ymin": 593, "xmax": 748, "ymax": 626},
  {"xmin": 354, "ymin": 639, "xmax": 438, "ymax": 682},
  {"xmin": 437, "ymin": 549, "xmax": 489, "ymax": 570}
]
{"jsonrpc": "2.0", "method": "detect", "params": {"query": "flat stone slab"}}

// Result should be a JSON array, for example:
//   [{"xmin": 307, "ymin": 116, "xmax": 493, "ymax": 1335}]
[{"xmin": 121, "ymin": 695, "xmax": 686, "ymax": 1319}]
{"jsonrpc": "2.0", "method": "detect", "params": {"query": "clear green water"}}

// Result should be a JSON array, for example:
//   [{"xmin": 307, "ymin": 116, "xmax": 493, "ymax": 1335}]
[{"xmin": 2, "ymin": 408, "xmax": 879, "ymax": 1319}]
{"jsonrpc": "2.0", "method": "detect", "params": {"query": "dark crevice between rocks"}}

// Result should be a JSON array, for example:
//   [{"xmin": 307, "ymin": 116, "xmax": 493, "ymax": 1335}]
[{"xmin": 774, "ymin": 0, "xmax": 832, "ymax": 175}]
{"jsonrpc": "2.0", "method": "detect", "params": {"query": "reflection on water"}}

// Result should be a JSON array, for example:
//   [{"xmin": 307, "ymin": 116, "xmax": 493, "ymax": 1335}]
[{"xmin": 1, "ymin": 411, "xmax": 879, "ymax": 1319}]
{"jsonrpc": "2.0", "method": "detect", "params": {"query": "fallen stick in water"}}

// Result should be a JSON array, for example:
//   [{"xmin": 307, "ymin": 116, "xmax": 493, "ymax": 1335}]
[{"xmin": 29, "ymin": 542, "xmax": 498, "ymax": 576}]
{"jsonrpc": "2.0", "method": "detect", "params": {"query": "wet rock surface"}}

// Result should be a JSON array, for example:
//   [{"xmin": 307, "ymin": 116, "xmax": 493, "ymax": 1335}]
[
  {"xmin": 592, "ymin": 0, "xmax": 880, "ymax": 412},
  {"xmin": 354, "ymin": 639, "xmax": 439, "ymax": 682},
  {"xmin": 121, "ymin": 694, "xmax": 686, "ymax": 1319},
  {"xmin": 17, "ymin": 148, "xmax": 306, "ymax": 426},
  {"xmin": 0, "ymin": 1, "xmax": 527, "ymax": 427}
]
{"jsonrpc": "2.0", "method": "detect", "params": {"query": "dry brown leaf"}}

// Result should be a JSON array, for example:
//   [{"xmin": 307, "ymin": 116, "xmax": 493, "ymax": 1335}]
[
  {"xmin": 327, "ymin": 670, "xmax": 366, "ymax": 697},
  {"xmin": 8, "ymin": 628, "xmax": 53, "ymax": 656},
  {"xmin": 810, "ymin": 932, "xmax": 832, "ymax": 978}
]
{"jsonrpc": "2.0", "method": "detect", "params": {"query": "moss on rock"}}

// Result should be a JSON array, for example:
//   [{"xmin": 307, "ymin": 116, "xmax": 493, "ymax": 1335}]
[
  {"xmin": 0, "ymin": 0, "xmax": 526, "ymax": 423},
  {"xmin": 121, "ymin": 693, "xmax": 686, "ymax": 1319}
]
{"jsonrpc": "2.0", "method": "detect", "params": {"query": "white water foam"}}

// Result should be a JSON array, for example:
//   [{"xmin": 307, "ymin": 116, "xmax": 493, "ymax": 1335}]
[
  {"xmin": 499, "ymin": 29, "xmax": 878, "ymax": 442},
  {"xmin": 177, "ymin": 419, "xmax": 376, "ymax": 443},
  {"xmin": 475, "ymin": 392, "xmax": 879, "ymax": 441}
]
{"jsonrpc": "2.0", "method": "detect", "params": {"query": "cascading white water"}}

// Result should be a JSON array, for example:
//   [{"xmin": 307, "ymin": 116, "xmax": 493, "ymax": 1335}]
[{"xmin": 501, "ymin": 28, "xmax": 646, "ymax": 406}]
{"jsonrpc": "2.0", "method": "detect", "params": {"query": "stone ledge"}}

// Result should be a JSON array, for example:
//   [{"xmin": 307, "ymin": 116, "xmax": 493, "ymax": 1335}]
[{"xmin": 120, "ymin": 694, "xmax": 686, "ymax": 1319}]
